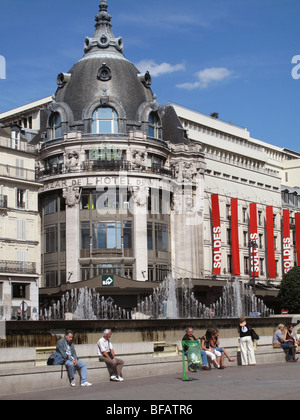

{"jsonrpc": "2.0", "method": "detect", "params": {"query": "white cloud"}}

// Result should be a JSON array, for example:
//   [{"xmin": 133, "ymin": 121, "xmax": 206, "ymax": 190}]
[
  {"xmin": 135, "ymin": 60, "xmax": 185, "ymax": 77},
  {"xmin": 177, "ymin": 67, "xmax": 233, "ymax": 90}
]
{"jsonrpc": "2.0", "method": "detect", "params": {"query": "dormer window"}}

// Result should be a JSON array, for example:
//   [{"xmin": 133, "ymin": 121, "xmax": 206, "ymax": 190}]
[
  {"xmin": 11, "ymin": 128, "xmax": 21, "ymax": 150},
  {"xmin": 49, "ymin": 112, "xmax": 62, "ymax": 140},
  {"xmin": 92, "ymin": 107, "xmax": 118, "ymax": 134},
  {"xmin": 148, "ymin": 111, "xmax": 160, "ymax": 139}
]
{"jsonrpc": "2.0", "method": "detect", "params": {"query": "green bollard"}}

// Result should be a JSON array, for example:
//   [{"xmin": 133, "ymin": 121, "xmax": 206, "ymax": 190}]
[{"xmin": 181, "ymin": 340, "xmax": 193, "ymax": 381}]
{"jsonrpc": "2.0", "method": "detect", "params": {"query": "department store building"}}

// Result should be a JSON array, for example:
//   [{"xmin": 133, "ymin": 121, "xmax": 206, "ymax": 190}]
[{"xmin": 1, "ymin": 0, "xmax": 300, "ymax": 313}]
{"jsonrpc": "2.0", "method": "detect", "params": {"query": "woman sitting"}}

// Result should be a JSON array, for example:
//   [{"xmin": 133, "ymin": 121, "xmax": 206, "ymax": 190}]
[{"xmin": 201, "ymin": 329, "xmax": 224, "ymax": 369}]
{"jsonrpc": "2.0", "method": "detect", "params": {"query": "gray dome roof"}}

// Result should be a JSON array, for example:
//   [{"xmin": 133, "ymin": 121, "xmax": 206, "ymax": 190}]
[
  {"xmin": 54, "ymin": 0, "xmax": 154, "ymax": 126},
  {"xmin": 55, "ymin": 55, "xmax": 154, "ymax": 123}
]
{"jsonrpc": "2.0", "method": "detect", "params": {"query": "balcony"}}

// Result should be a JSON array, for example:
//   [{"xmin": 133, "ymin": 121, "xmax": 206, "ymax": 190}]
[
  {"xmin": 36, "ymin": 160, "xmax": 173, "ymax": 179},
  {"xmin": 0, "ymin": 260, "xmax": 37, "ymax": 275},
  {"xmin": 0, "ymin": 164, "xmax": 36, "ymax": 182}
]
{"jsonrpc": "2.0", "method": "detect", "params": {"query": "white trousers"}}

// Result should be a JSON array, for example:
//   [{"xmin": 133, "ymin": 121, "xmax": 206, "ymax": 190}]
[
  {"xmin": 205, "ymin": 351, "xmax": 217, "ymax": 361},
  {"xmin": 240, "ymin": 336, "xmax": 256, "ymax": 365}
]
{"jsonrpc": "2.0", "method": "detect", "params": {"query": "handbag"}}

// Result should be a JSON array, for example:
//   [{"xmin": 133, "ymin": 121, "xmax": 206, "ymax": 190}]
[{"xmin": 251, "ymin": 329, "xmax": 260, "ymax": 341}]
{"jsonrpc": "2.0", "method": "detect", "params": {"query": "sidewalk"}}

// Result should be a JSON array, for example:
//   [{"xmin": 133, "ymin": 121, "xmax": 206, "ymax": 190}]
[{"xmin": 1, "ymin": 362, "xmax": 300, "ymax": 401}]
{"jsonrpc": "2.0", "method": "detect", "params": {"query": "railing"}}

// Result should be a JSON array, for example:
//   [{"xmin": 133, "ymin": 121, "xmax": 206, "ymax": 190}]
[
  {"xmin": 0, "ymin": 137, "xmax": 36, "ymax": 154},
  {"xmin": 0, "ymin": 164, "xmax": 36, "ymax": 182},
  {"xmin": 0, "ymin": 260, "xmax": 37, "ymax": 275},
  {"xmin": 36, "ymin": 160, "xmax": 173, "ymax": 179}
]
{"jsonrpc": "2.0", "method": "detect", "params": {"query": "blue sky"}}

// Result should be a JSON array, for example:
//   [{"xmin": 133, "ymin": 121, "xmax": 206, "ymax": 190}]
[{"xmin": 0, "ymin": 0, "xmax": 299, "ymax": 151}]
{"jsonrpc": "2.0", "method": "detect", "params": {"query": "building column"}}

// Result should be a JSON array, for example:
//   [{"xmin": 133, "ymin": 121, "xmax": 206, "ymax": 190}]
[
  {"xmin": 63, "ymin": 186, "xmax": 81, "ymax": 283},
  {"xmin": 171, "ymin": 182, "xmax": 204, "ymax": 279},
  {"xmin": 131, "ymin": 186, "xmax": 149, "ymax": 282}
]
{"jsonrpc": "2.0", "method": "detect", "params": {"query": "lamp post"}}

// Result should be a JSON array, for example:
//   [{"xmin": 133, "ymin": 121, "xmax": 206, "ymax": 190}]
[{"xmin": 249, "ymin": 240, "xmax": 258, "ymax": 294}]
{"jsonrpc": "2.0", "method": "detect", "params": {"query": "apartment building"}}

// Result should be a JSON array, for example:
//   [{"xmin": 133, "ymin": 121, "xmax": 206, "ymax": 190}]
[{"xmin": 0, "ymin": 125, "xmax": 42, "ymax": 320}]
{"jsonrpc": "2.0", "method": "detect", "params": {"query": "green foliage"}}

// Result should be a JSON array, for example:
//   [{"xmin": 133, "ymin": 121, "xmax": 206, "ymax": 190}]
[{"xmin": 278, "ymin": 266, "xmax": 300, "ymax": 313}]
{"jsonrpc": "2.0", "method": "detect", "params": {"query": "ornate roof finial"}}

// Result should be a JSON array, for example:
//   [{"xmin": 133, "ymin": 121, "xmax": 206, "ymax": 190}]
[
  {"xmin": 96, "ymin": 0, "xmax": 111, "ymax": 25},
  {"xmin": 84, "ymin": 0, "xmax": 124, "ymax": 55}
]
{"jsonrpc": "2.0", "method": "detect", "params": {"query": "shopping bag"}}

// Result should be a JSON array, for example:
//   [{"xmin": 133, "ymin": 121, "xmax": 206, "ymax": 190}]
[{"xmin": 186, "ymin": 341, "xmax": 202, "ymax": 371}]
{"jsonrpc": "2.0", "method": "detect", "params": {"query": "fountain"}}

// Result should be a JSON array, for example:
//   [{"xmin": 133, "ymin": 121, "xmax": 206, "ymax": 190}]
[
  {"xmin": 41, "ymin": 287, "xmax": 131, "ymax": 321},
  {"xmin": 132, "ymin": 276, "xmax": 274, "ymax": 319},
  {"xmin": 213, "ymin": 278, "xmax": 273, "ymax": 318},
  {"xmin": 42, "ymin": 277, "xmax": 273, "ymax": 321}
]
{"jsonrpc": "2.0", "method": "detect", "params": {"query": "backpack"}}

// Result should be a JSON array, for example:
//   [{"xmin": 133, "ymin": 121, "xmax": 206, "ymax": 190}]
[{"xmin": 47, "ymin": 351, "xmax": 66, "ymax": 366}]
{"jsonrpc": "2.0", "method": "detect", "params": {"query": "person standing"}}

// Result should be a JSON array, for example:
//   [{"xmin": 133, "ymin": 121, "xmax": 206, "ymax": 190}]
[
  {"xmin": 56, "ymin": 330, "xmax": 92, "ymax": 387},
  {"xmin": 237, "ymin": 316, "xmax": 256, "ymax": 366},
  {"xmin": 97, "ymin": 329, "xmax": 125, "ymax": 382}
]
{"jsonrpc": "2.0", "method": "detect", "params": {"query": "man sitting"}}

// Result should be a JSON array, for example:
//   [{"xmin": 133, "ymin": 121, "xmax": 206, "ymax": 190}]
[
  {"xmin": 182, "ymin": 327, "xmax": 209, "ymax": 370},
  {"xmin": 97, "ymin": 329, "xmax": 125, "ymax": 382},
  {"xmin": 56, "ymin": 330, "xmax": 92, "ymax": 387}
]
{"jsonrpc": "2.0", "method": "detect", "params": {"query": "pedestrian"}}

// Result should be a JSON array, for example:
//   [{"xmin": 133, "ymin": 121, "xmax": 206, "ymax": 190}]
[
  {"xmin": 56, "ymin": 330, "xmax": 92, "ymax": 387},
  {"xmin": 237, "ymin": 316, "xmax": 256, "ymax": 366},
  {"xmin": 97, "ymin": 329, "xmax": 125, "ymax": 382},
  {"xmin": 182, "ymin": 327, "xmax": 209, "ymax": 370}
]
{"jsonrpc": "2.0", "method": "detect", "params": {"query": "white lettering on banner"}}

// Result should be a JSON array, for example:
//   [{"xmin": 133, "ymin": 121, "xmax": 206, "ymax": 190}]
[
  {"xmin": 283, "ymin": 237, "xmax": 292, "ymax": 274},
  {"xmin": 213, "ymin": 226, "xmax": 221, "ymax": 269},
  {"xmin": 250, "ymin": 233, "xmax": 259, "ymax": 274}
]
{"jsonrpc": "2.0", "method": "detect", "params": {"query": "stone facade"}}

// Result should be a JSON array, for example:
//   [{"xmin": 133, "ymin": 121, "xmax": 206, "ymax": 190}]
[{"xmin": 0, "ymin": 126, "xmax": 41, "ymax": 320}]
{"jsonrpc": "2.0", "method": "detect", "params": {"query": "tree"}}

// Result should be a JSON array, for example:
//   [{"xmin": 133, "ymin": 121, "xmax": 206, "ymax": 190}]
[{"xmin": 278, "ymin": 266, "xmax": 300, "ymax": 313}]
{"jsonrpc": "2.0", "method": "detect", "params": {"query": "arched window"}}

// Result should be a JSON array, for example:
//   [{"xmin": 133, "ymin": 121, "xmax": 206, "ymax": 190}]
[
  {"xmin": 49, "ymin": 112, "xmax": 62, "ymax": 139},
  {"xmin": 92, "ymin": 107, "xmax": 118, "ymax": 134},
  {"xmin": 148, "ymin": 112, "xmax": 160, "ymax": 139}
]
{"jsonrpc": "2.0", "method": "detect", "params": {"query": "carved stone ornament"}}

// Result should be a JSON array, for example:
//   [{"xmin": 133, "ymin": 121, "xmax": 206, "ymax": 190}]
[
  {"xmin": 131, "ymin": 186, "xmax": 149, "ymax": 207},
  {"xmin": 182, "ymin": 162, "xmax": 195, "ymax": 182},
  {"xmin": 65, "ymin": 151, "xmax": 79, "ymax": 171},
  {"xmin": 172, "ymin": 189, "xmax": 183, "ymax": 214},
  {"xmin": 63, "ymin": 186, "xmax": 81, "ymax": 207},
  {"xmin": 171, "ymin": 161, "xmax": 196, "ymax": 183},
  {"xmin": 131, "ymin": 150, "xmax": 146, "ymax": 169},
  {"xmin": 97, "ymin": 63, "xmax": 112, "ymax": 81}
]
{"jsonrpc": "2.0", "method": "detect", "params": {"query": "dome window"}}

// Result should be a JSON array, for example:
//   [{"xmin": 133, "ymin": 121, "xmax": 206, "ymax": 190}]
[
  {"xmin": 49, "ymin": 112, "xmax": 62, "ymax": 140},
  {"xmin": 138, "ymin": 71, "xmax": 152, "ymax": 88},
  {"xmin": 92, "ymin": 107, "xmax": 118, "ymax": 134},
  {"xmin": 148, "ymin": 111, "xmax": 160, "ymax": 139}
]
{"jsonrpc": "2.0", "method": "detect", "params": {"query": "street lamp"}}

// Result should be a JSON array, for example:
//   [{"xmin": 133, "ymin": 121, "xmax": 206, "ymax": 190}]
[{"xmin": 249, "ymin": 240, "xmax": 258, "ymax": 294}]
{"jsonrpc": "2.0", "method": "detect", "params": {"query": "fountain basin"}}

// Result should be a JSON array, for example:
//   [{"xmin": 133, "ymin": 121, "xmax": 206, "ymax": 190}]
[{"xmin": 0, "ymin": 316, "xmax": 292, "ymax": 348}]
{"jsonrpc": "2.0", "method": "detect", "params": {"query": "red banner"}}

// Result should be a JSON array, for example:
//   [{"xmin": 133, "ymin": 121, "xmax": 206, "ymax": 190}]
[
  {"xmin": 295, "ymin": 213, "xmax": 300, "ymax": 266},
  {"xmin": 266, "ymin": 206, "xmax": 276, "ymax": 279},
  {"xmin": 231, "ymin": 198, "xmax": 240, "ymax": 275},
  {"xmin": 211, "ymin": 194, "xmax": 221, "ymax": 275},
  {"xmin": 282, "ymin": 209, "xmax": 292, "ymax": 274},
  {"xmin": 249, "ymin": 203, "xmax": 259, "ymax": 277}
]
